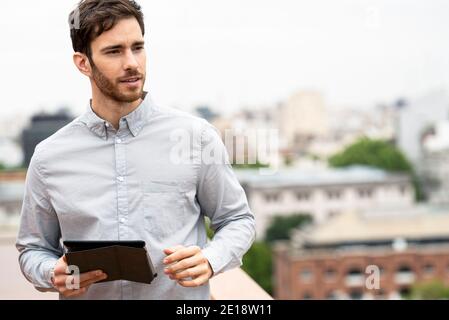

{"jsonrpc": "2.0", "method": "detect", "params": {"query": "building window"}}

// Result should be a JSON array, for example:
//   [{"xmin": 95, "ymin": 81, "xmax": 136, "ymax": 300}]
[
  {"xmin": 299, "ymin": 269, "xmax": 313, "ymax": 283},
  {"xmin": 325, "ymin": 291, "xmax": 339, "ymax": 300},
  {"xmin": 302, "ymin": 292, "xmax": 313, "ymax": 300},
  {"xmin": 399, "ymin": 286, "xmax": 411, "ymax": 298},
  {"xmin": 324, "ymin": 268, "xmax": 337, "ymax": 282},
  {"xmin": 349, "ymin": 289, "xmax": 364, "ymax": 300},
  {"xmin": 395, "ymin": 265, "xmax": 415, "ymax": 285},
  {"xmin": 345, "ymin": 267, "xmax": 364, "ymax": 287},
  {"xmin": 397, "ymin": 265, "xmax": 413, "ymax": 273},
  {"xmin": 326, "ymin": 189, "xmax": 342, "ymax": 200},
  {"xmin": 264, "ymin": 193, "xmax": 280, "ymax": 202},
  {"xmin": 346, "ymin": 267, "xmax": 363, "ymax": 276},
  {"xmin": 327, "ymin": 210, "xmax": 339, "ymax": 219},
  {"xmin": 399, "ymin": 185, "xmax": 408, "ymax": 195},
  {"xmin": 375, "ymin": 289, "xmax": 387, "ymax": 300},
  {"xmin": 296, "ymin": 191, "xmax": 310, "ymax": 201},
  {"xmin": 423, "ymin": 263, "xmax": 435, "ymax": 275},
  {"xmin": 358, "ymin": 187, "xmax": 373, "ymax": 198}
]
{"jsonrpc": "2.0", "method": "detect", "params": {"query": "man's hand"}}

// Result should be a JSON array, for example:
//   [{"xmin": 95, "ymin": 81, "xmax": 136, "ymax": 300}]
[
  {"xmin": 163, "ymin": 245, "xmax": 213, "ymax": 287},
  {"xmin": 51, "ymin": 255, "xmax": 108, "ymax": 298}
]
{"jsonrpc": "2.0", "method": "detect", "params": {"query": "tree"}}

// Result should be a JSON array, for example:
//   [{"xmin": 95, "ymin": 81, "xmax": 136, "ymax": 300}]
[
  {"xmin": 328, "ymin": 137, "xmax": 424, "ymax": 201},
  {"xmin": 232, "ymin": 159, "xmax": 269, "ymax": 169},
  {"xmin": 329, "ymin": 137, "xmax": 412, "ymax": 172},
  {"xmin": 406, "ymin": 280, "xmax": 449, "ymax": 300},
  {"xmin": 265, "ymin": 213, "xmax": 312, "ymax": 244},
  {"xmin": 241, "ymin": 241, "xmax": 273, "ymax": 294}
]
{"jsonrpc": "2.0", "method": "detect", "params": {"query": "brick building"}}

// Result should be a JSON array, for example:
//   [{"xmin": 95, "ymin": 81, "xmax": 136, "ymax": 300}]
[{"xmin": 273, "ymin": 206, "xmax": 449, "ymax": 299}]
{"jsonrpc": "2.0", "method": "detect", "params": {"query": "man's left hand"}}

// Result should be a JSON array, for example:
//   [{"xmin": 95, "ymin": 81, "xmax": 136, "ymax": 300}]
[{"xmin": 163, "ymin": 245, "xmax": 213, "ymax": 287}]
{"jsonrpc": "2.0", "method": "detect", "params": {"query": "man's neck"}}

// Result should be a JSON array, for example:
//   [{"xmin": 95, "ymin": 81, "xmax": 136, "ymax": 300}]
[{"xmin": 90, "ymin": 91, "xmax": 143, "ymax": 129}]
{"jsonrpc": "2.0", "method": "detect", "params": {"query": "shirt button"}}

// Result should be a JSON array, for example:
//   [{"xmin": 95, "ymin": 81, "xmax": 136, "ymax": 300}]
[
  {"xmin": 105, "ymin": 123, "xmax": 110, "ymax": 128},
  {"xmin": 120, "ymin": 218, "xmax": 125, "ymax": 224},
  {"xmin": 117, "ymin": 176, "xmax": 124, "ymax": 182},
  {"xmin": 116, "ymin": 138, "xmax": 122, "ymax": 144}
]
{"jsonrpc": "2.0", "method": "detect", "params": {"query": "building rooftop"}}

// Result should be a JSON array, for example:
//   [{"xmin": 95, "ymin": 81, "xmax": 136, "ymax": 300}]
[
  {"xmin": 234, "ymin": 165, "xmax": 410, "ymax": 189},
  {"xmin": 0, "ymin": 181, "xmax": 24, "ymax": 202},
  {"xmin": 291, "ymin": 205, "xmax": 449, "ymax": 247}
]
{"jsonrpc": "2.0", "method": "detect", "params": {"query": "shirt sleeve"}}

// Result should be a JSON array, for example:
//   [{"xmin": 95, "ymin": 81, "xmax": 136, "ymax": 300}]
[
  {"xmin": 197, "ymin": 122, "xmax": 256, "ymax": 277},
  {"xmin": 15, "ymin": 145, "xmax": 63, "ymax": 292}
]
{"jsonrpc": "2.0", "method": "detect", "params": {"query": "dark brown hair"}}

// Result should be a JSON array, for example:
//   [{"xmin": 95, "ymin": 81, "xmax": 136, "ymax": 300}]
[{"xmin": 68, "ymin": 0, "xmax": 145, "ymax": 61}]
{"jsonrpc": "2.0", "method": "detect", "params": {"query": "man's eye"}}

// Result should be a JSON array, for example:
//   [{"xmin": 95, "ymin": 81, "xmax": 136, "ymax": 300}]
[
  {"xmin": 107, "ymin": 50, "xmax": 120, "ymax": 55},
  {"xmin": 134, "ymin": 46, "xmax": 144, "ymax": 51}
]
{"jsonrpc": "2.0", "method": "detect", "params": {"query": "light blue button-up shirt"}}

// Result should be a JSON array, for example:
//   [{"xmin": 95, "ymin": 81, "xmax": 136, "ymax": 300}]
[{"xmin": 15, "ymin": 92, "xmax": 256, "ymax": 299}]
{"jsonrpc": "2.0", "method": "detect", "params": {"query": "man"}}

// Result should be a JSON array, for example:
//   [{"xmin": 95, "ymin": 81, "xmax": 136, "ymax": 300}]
[{"xmin": 16, "ymin": 0, "xmax": 255, "ymax": 300}]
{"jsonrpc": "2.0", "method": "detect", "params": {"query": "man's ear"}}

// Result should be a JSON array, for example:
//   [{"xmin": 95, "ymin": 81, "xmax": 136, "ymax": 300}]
[{"xmin": 73, "ymin": 52, "xmax": 92, "ymax": 77}]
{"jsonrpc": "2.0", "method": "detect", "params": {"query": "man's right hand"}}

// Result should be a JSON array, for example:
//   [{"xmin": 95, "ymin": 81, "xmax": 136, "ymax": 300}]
[{"xmin": 51, "ymin": 255, "xmax": 108, "ymax": 298}]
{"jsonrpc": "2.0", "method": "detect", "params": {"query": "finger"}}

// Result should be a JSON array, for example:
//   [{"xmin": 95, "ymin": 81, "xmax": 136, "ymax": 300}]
[
  {"xmin": 80, "ymin": 273, "xmax": 108, "ymax": 288},
  {"xmin": 54, "ymin": 261, "xmax": 69, "ymax": 274},
  {"xmin": 56, "ymin": 274, "xmax": 82, "ymax": 291},
  {"xmin": 177, "ymin": 274, "xmax": 209, "ymax": 287},
  {"xmin": 79, "ymin": 270, "xmax": 105, "ymax": 283},
  {"xmin": 163, "ymin": 245, "xmax": 184, "ymax": 255},
  {"xmin": 163, "ymin": 246, "xmax": 200, "ymax": 265},
  {"xmin": 63, "ymin": 286, "xmax": 88, "ymax": 298},
  {"xmin": 165, "ymin": 254, "xmax": 204, "ymax": 274},
  {"xmin": 53, "ymin": 274, "xmax": 75, "ymax": 288},
  {"xmin": 169, "ymin": 264, "xmax": 207, "ymax": 281}
]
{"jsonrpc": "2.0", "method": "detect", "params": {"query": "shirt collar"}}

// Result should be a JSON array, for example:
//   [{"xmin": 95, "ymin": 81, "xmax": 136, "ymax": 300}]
[{"xmin": 80, "ymin": 91, "xmax": 153, "ymax": 140}]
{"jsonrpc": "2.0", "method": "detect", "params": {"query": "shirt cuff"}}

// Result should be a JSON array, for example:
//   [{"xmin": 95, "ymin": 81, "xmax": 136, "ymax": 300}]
[
  {"xmin": 41, "ymin": 258, "xmax": 59, "ymax": 290},
  {"xmin": 201, "ymin": 246, "xmax": 224, "ymax": 278}
]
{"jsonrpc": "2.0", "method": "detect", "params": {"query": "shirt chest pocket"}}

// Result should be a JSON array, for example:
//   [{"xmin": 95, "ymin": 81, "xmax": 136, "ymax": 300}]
[{"xmin": 142, "ymin": 180, "xmax": 194, "ymax": 241}]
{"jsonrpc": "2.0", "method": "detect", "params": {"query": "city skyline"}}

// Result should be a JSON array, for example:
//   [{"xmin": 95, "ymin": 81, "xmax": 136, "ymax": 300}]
[{"xmin": 0, "ymin": 0, "xmax": 449, "ymax": 118}]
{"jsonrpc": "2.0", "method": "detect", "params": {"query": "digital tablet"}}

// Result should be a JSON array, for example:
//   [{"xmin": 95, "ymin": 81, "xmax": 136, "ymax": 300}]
[
  {"xmin": 62, "ymin": 240, "xmax": 157, "ymax": 284},
  {"xmin": 63, "ymin": 240, "xmax": 146, "ymax": 252}
]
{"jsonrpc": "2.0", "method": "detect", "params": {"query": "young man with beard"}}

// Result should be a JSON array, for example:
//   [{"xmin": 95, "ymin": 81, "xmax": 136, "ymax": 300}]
[{"xmin": 16, "ymin": 0, "xmax": 255, "ymax": 299}]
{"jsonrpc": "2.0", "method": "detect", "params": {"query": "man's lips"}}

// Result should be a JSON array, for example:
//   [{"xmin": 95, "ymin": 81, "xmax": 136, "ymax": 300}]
[
  {"xmin": 119, "ymin": 76, "xmax": 142, "ymax": 88},
  {"xmin": 119, "ymin": 76, "xmax": 142, "ymax": 83}
]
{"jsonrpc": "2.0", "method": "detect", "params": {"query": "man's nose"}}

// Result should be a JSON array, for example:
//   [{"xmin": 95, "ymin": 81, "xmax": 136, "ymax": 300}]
[{"xmin": 122, "ymin": 49, "xmax": 139, "ymax": 70}]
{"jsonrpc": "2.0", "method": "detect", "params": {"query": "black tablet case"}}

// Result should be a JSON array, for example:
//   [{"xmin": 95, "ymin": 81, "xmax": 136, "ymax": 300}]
[{"xmin": 63, "ymin": 240, "xmax": 158, "ymax": 284}]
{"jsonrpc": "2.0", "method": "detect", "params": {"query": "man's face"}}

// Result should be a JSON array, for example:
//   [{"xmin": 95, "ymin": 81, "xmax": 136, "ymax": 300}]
[{"xmin": 89, "ymin": 17, "xmax": 146, "ymax": 103}]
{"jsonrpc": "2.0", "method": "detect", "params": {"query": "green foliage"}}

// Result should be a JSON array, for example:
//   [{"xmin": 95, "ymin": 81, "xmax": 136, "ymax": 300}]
[
  {"xmin": 241, "ymin": 241, "xmax": 273, "ymax": 294},
  {"xmin": 0, "ymin": 162, "xmax": 26, "ymax": 171},
  {"xmin": 329, "ymin": 137, "xmax": 413, "ymax": 172},
  {"xmin": 328, "ymin": 137, "xmax": 424, "ymax": 201},
  {"xmin": 232, "ymin": 159, "xmax": 269, "ymax": 169},
  {"xmin": 264, "ymin": 213, "xmax": 312, "ymax": 243},
  {"xmin": 205, "ymin": 217, "xmax": 214, "ymax": 239},
  {"xmin": 284, "ymin": 155, "xmax": 293, "ymax": 166},
  {"xmin": 406, "ymin": 280, "xmax": 449, "ymax": 300}
]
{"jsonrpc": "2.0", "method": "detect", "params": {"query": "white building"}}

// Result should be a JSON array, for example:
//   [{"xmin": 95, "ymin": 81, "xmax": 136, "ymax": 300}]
[
  {"xmin": 235, "ymin": 165, "xmax": 415, "ymax": 239},
  {"xmin": 396, "ymin": 89, "xmax": 449, "ymax": 164},
  {"xmin": 0, "ymin": 138, "xmax": 23, "ymax": 168},
  {"xmin": 211, "ymin": 107, "xmax": 280, "ymax": 167},
  {"xmin": 278, "ymin": 90, "xmax": 329, "ymax": 151},
  {"xmin": 420, "ymin": 121, "xmax": 449, "ymax": 205},
  {"xmin": 0, "ymin": 180, "xmax": 24, "ymax": 227}
]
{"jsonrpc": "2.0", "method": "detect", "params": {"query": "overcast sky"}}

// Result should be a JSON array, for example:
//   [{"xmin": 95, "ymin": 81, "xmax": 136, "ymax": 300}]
[{"xmin": 1, "ymin": 0, "xmax": 449, "ymax": 118}]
